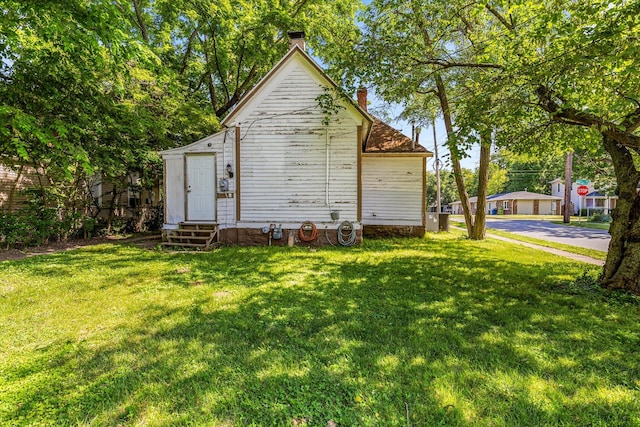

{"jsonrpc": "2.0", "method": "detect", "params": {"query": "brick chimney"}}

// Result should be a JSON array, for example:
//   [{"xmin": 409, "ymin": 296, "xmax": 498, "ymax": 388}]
[
  {"xmin": 288, "ymin": 31, "xmax": 306, "ymax": 51},
  {"xmin": 357, "ymin": 87, "xmax": 368, "ymax": 111}
]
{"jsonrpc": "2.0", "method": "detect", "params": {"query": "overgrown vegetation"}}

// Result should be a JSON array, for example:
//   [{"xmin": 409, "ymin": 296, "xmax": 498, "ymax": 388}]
[
  {"xmin": 2, "ymin": 234, "xmax": 638, "ymax": 426},
  {"xmin": 0, "ymin": 0, "xmax": 363, "ymax": 248},
  {"xmin": 0, "ymin": 181, "xmax": 163, "ymax": 249}
]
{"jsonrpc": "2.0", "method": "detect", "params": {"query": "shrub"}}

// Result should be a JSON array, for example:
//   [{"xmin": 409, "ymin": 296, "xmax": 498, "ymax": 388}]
[
  {"xmin": 0, "ymin": 211, "xmax": 24, "ymax": 248},
  {"xmin": 589, "ymin": 211, "xmax": 612, "ymax": 223},
  {"xmin": 1, "ymin": 187, "xmax": 87, "ymax": 248}
]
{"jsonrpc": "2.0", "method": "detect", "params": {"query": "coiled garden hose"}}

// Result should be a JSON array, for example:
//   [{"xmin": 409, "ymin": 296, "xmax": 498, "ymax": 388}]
[
  {"xmin": 337, "ymin": 221, "xmax": 357, "ymax": 246},
  {"xmin": 298, "ymin": 221, "xmax": 318, "ymax": 242}
]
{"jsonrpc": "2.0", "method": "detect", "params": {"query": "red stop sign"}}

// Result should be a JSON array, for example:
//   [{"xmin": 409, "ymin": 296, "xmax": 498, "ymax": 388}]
[{"xmin": 577, "ymin": 185, "xmax": 589, "ymax": 196}]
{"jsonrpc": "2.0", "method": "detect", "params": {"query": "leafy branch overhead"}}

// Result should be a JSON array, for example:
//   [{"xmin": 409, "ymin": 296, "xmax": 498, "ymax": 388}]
[
  {"xmin": 0, "ymin": 0, "xmax": 362, "ymax": 243},
  {"xmin": 339, "ymin": 0, "xmax": 640, "ymax": 294}
]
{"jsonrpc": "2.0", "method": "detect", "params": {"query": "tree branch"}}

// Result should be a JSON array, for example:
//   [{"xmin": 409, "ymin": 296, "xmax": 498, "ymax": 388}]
[
  {"xmin": 292, "ymin": 0, "xmax": 311, "ymax": 18},
  {"xmin": 132, "ymin": 0, "xmax": 149, "ymax": 43},
  {"xmin": 180, "ymin": 28, "xmax": 199, "ymax": 76},
  {"xmin": 199, "ymin": 35, "xmax": 219, "ymax": 113},
  {"xmin": 208, "ymin": 30, "xmax": 230, "ymax": 103},
  {"xmin": 216, "ymin": 64, "xmax": 258, "ymax": 118},
  {"xmin": 621, "ymin": 105, "xmax": 640, "ymax": 133},
  {"xmin": 536, "ymin": 85, "xmax": 640, "ymax": 149},
  {"xmin": 273, "ymin": 0, "xmax": 311, "ymax": 44},
  {"xmin": 416, "ymin": 89, "xmax": 438, "ymax": 96},
  {"xmin": 485, "ymin": 3, "xmax": 514, "ymax": 31},
  {"xmin": 234, "ymin": 31, "xmax": 246, "ymax": 96},
  {"xmin": 411, "ymin": 57, "xmax": 503, "ymax": 70}
]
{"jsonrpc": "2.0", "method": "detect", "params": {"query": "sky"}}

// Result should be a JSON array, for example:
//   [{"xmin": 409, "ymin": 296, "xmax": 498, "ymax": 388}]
[
  {"xmin": 365, "ymin": 93, "xmax": 481, "ymax": 171},
  {"xmin": 355, "ymin": 1, "xmax": 480, "ymax": 171}
]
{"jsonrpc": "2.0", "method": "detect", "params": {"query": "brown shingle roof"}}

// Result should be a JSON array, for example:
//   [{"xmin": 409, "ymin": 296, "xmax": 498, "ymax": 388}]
[{"xmin": 364, "ymin": 118, "xmax": 430, "ymax": 153}]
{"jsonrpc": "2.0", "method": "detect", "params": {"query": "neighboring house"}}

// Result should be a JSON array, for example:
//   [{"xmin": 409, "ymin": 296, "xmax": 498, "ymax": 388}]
[
  {"xmin": 451, "ymin": 191, "xmax": 561, "ymax": 215},
  {"xmin": 0, "ymin": 163, "xmax": 159, "ymax": 220},
  {"xmin": 487, "ymin": 192, "xmax": 561, "ymax": 215},
  {"xmin": 0, "ymin": 164, "xmax": 44, "ymax": 211},
  {"xmin": 450, "ymin": 196, "xmax": 478, "ymax": 215},
  {"xmin": 160, "ymin": 33, "xmax": 432, "ymax": 246},
  {"xmin": 550, "ymin": 178, "xmax": 618, "ymax": 214}
]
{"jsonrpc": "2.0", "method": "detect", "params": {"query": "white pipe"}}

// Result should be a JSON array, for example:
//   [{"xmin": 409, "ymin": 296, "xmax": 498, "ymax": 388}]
[{"xmin": 325, "ymin": 129, "xmax": 330, "ymax": 206}]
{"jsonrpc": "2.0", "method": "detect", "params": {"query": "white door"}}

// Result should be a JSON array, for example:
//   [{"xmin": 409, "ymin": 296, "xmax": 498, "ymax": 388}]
[{"xmin": 186, "ymin": 155, "xmax": 216, "ymax": 221}]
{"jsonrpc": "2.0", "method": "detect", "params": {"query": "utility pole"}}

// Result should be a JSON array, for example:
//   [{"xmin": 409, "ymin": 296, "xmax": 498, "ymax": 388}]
[
  {"xmin": 563, "ymin": 151, "xmax": 573, "ymax": 223},
  {"xmin": 433, "ymin": 118, "xmax": 441, "ymax": 214}
]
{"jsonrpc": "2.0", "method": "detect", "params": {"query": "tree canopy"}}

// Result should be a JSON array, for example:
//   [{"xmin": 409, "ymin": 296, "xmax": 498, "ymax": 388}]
[
  {"xmin": 0, "ymin": 0, "xmax": 362, "ymax": 239},
  {"xmin": 339, "ymin": 0, "xmax": 640, "ymax": 293}
]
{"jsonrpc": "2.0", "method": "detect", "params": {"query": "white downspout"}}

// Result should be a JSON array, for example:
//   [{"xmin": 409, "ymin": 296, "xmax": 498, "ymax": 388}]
[{"xmin": 325, "ymin": 128, "xmax": 330, "ymax": 206}]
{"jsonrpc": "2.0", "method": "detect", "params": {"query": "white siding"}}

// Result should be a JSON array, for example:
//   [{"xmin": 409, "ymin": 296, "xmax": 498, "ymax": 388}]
[
  {"xmin": 212, "ymin": 132, "xmax": 236, "ymax": 228},
  {"xmin": 164, "ymin": 156, "xmax": 185, "ymax": 225},
  {"xmin": 362, "ymin": 157, "xmax": 424, "ymax": 225},
  {"xmin": 162, "ymin": 130, "xmax": 237, "ymax": 227},
  {"xmin": 162, "ymin": 51, "xmax": 368, "ymax": 230},
  {"xmin": 237, "ymin": 61, "xmax": 359, "ymax": 225}
]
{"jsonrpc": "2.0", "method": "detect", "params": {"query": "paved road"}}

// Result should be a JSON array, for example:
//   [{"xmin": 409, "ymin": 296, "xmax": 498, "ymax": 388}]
[{"xmin": 484, "ymin": 219, "xmax": 611, "ymax": 252}]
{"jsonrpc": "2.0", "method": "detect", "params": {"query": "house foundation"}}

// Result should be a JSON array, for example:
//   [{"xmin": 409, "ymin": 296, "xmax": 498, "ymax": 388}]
[{"xmin": 217, "ymin": 227, "xmax": 363, "ymax": 247}]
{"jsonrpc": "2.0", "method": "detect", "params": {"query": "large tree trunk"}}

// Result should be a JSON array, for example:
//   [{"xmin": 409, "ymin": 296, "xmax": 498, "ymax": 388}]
[
  {"xmin": 434, "ymin": 75, "xmax": 474, "ymax": 235},
  {"xmin": 471, "ymin": 135, "xmax": 491, "ymax": 240},
  {"xmin": 601, "ymin": 135, "xmax": 640, "ymax": 294},
  {"xmin": 535, "ymin": 84, "xmax": 640, "ymax": 294}
]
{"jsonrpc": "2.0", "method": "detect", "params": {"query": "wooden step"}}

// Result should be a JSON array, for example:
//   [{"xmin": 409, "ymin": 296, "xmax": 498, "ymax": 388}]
[
  {"xmin": 161, "ymin": 242, "xmax": 211, "ymax": 248},
  {"xmin": 163, "ymin": 223, "xmax": 218, "ymax": 250},
  {"xmin": 167, "ymin": 235, "xmax": 212, "ymax": 241},
  {"xmin": 169, "ymin": 232, "xmax": 213, "ymax": 237},
  {"xmin": 179, "ymin": 224, "xmax": 217, "ymax": 230}
]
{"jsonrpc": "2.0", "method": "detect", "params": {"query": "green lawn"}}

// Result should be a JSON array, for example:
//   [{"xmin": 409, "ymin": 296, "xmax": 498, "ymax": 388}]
[
  {"xmin": 450, "ymin": 221, "xmax": 608, "ymax": 261},
  {"xmin": 482, "ymin": 227, "xmax": 608, "ymax": 261},
  {"xmin": 1, "ymin": 234, "xmax": 639, "ymax": 426},
  {"xmin": 551, "ymin": 220, "xmax": 611, "ymax": 231}
]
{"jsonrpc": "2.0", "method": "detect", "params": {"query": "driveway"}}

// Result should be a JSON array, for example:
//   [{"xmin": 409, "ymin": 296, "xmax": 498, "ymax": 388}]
[{"xmin": 484, "ymin": 218, "xmax": 611, "ymax": 252}]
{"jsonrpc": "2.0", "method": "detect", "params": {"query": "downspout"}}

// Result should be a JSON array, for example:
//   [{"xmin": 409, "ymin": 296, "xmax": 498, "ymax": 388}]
[{"xmin": 325, "ymin": 128, "xmax": 330, "ymax": 206}]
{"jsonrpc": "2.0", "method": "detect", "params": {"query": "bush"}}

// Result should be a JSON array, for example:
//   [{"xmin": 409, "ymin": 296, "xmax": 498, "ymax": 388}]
[
  {"xmin": 1, "ymin": 187, "xmax": 163, "ymax": 249},
  {"xmin": 0, "ymin": 212, "xmax": 24, "ymax": 248},
  {"xmin": 589, "ymin": 211, "xmax": 612, "ymax": 223},
  {"xmin": 1, "ymin": 187, "xmax": 85, "ymax": 248}
]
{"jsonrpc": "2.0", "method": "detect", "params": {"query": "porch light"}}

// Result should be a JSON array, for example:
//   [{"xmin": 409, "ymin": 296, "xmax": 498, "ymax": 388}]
[{"xmin": 226, "ymin": 163, "xmax": 234, "ymax": 178}]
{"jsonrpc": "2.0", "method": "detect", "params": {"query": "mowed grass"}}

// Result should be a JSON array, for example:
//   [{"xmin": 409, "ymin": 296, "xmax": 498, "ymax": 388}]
[
  {"xmin": 1, "ymin": 233, "xmax": 639, "ymax": 426},
  {"xmin": 450, "ymin": 221, "xmax": 608, "ymax": 261},
  {"xmin": 482, "ymin": 227, "xmax": 608, "ymax": 261},
  {"xmin": 551, "ymin": 220, "xmax": 611, "ymax": 231}
]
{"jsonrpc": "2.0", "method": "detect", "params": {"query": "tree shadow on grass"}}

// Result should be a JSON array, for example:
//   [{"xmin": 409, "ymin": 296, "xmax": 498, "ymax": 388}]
[{"xmin": 2, "ymin": 238, "xmax": 639, "ymax": 425}]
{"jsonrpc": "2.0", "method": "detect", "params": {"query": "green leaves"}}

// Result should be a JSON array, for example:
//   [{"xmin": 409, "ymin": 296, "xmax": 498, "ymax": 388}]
[{"xmin": 315, "ymin": 87, "xmax": 347, "ymax": 127}]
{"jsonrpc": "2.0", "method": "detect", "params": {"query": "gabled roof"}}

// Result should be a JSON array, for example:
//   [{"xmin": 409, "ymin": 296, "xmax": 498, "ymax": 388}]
[
  {"xmin": 365, "ymin": 118, "xmax": 431, "ymax": 154},
  {"xmin": 181, "ymin": 43, "xmax": 430, "ymax": 157},
  {"xmin": 451, "ymin": 196, "xmax": 478, "ymax": 205},
  {"xmin": 489, "ymin": 191, "xmax": 562, "ymax": 201},
  {"xmin": 159, "ymin": 128, "xmax": 231, "ymax": 155},
  {"xmin": 221, "ymin": 45, "xmax": 373, "ymax": 129},
  {"xmin": 586, "ymin": 191, "xmax": 607, "ymax": 197}
]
